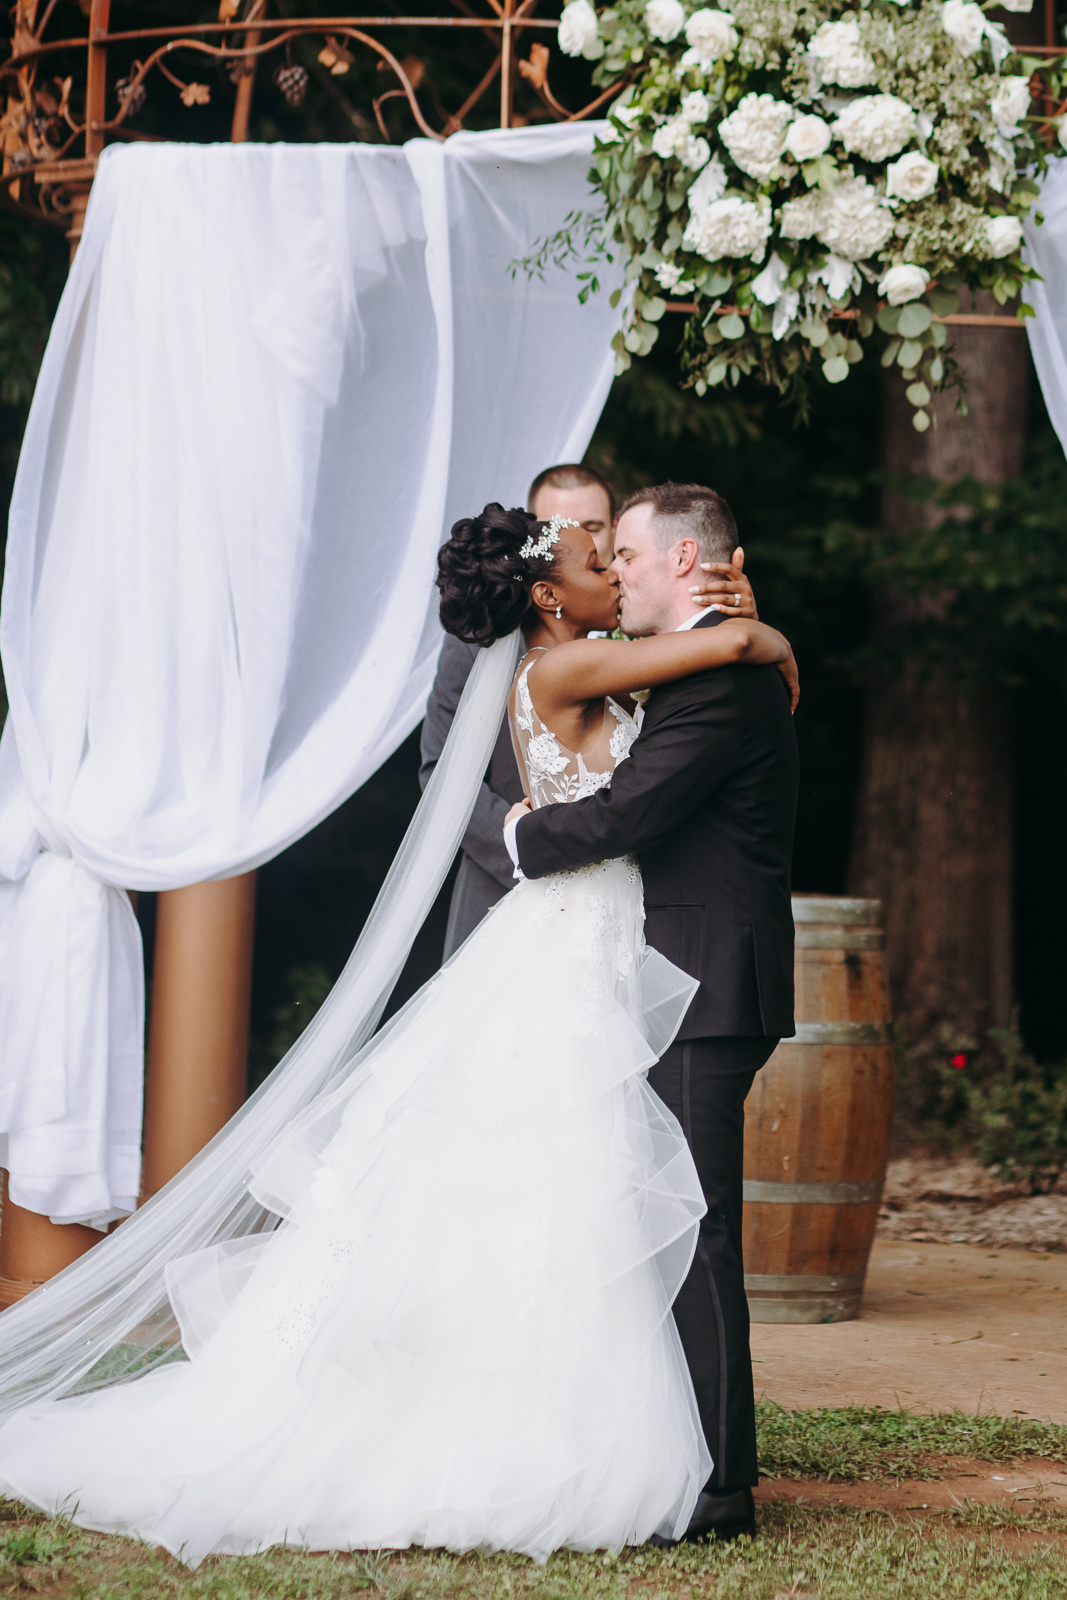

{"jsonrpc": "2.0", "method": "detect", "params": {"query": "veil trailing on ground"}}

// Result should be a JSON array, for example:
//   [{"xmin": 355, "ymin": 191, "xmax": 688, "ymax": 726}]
[{"xmin": 0, "ymin": 630, "xmax": 521, "ymax": 1421}]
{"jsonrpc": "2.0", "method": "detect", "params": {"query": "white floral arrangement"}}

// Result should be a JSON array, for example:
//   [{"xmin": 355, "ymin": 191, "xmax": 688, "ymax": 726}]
[{"xmin": 556, "ymin": 0, "xmax": 1065, "ymax": 427}]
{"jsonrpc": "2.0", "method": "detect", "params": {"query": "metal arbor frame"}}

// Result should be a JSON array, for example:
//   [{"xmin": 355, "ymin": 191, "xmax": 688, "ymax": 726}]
[{"xmin": 1, "ymin": 0, "xmax": 609, "ymax": 249}]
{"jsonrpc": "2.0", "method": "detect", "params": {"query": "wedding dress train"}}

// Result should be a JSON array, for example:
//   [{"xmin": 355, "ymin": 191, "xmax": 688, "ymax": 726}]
[{"xmin": 0, "ymin": 653, "xmax": 709, "ymax": 1565}]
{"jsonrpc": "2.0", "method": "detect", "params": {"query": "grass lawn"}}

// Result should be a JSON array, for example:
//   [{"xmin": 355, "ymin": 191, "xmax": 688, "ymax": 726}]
[{"xmin": 0, "ymin": 1407, "xmax": 1064, "ymax": 1600}]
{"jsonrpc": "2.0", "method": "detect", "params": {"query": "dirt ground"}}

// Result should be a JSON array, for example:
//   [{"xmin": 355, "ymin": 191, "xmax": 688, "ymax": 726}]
[
  {"xmin": 877, "ymin": 1154, "xmax": 1067, "ymax": 1251},
  {"xmin": 751, "ymin": 1235, "xmax": 1067, "ymax": 1421}
]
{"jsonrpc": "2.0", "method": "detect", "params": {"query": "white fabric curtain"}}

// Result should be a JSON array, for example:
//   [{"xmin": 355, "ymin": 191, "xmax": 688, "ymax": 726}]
[
  {"xmin": 1024, "ymin": 160, "xmax": 1067, "ymax": 454},
  {"xmin": 0, "ymin": 126, "xmax": 620, "ymax": 1227}
]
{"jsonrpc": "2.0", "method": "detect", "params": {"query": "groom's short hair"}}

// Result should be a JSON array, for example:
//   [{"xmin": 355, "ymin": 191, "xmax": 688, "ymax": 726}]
[{"xmin": 621, "ymin": 483, "xmax": 738, "ymax": 564}]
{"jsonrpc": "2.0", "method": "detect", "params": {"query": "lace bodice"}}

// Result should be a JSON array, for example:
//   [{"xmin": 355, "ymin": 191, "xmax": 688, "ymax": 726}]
[{"xmin": 509, "ymin": 651, "xmax": 639, "ymax": 809}]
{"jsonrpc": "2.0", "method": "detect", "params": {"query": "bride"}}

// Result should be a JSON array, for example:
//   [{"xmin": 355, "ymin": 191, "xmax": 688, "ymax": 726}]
[{"xmin": 0, "ymin": 505, "xmax": 796, "ymax": 1567}]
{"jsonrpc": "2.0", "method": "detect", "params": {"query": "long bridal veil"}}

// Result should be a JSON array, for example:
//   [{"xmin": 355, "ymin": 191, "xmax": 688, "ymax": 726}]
[{"xmin": 0, "ymin": 630, "xmax": 521, "ymax": 1420}]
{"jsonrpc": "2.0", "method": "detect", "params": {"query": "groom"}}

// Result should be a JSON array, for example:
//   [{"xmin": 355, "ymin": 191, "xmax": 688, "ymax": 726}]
[{"xmin": 506, "ymin": 483, "xmax": 798, "ymax": 1543}]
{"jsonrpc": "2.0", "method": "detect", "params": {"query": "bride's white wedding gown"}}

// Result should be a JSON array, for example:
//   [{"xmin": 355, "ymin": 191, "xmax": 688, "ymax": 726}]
[{"xmin": 0, "ymin": 653, "xmax": 710, "ymax": 1566}]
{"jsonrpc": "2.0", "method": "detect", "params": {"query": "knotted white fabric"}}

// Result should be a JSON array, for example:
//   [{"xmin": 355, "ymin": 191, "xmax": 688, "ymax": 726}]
[{"xmin": 0, "ymin": 127, "xmax": 620, "ymax": 1226}]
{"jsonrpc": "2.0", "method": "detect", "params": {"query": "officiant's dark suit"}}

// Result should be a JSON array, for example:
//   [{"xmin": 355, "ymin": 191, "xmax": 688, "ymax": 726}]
[{"xmin": 514, "ymin": 608, "xmax": 798, "ymax": 1496}]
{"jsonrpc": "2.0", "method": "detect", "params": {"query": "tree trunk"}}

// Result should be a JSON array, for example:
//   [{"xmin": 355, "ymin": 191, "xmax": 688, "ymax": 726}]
[{"xmin": 847, "ymin": 308, "xmax": 1028, "ymax": 1086}]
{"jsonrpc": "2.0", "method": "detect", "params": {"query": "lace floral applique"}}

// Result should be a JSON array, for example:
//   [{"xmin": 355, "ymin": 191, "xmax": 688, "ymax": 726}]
[{"xmin": 607, "ymin": 700, "xmax": 638, "ymax": 764}]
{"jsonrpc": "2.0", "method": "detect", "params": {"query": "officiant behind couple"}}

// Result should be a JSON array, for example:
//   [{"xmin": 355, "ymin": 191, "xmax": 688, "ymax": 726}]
[{"xmin": 0, "ymin": 478, "xmax": 797, "ymax": 1565}]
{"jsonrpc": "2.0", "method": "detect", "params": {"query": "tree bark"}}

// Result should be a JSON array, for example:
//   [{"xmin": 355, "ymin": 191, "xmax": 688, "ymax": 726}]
[{"xmin": 847, "ymin": 308, "xmax": 1028, "ymax": 1082}]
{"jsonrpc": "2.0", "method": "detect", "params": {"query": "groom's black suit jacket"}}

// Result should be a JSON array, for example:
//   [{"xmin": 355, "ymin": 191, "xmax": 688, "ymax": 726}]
[{"xmin": 514, "ymin": 610, "xmax": 799, "ymax": 1040}]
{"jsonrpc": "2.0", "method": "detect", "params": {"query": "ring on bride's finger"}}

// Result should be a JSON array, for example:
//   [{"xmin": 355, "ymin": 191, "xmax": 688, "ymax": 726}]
[{"xmin": 734, "ymin": 592, "xmax": 741, "ymax": 607}]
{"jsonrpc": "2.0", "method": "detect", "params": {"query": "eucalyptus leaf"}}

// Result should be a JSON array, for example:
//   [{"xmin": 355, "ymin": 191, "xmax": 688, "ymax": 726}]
[
  {"xmin": 930, "ymin": 320, "xmax": 947, "ymax": 348},
  {"xmin": 912, "ymin": 409, "xmax": 931, "ymax": 433},
  {"xmin": 897, "ymin": 302, "xmax": 932, "ymax": 337},
  {"xmin": 643, "ymin": 296, "xmax": 667, "ymax": 322},
  {"xmin": 719, "ymin": 312, "xmax": 746, "ymax": 339},
  {"xmin": 928, "ymin": 354, "xmax": 944, "ymax": 383},
  {"xmin": 877, "ymin": 305, "xmax": 902, "ymax": 335},
  {"xmin": 706, "ymin": 269, "xmax": 733, "ymax": 295},
  {"xmin": 823, "ymin": 355, "xmax": 850, "ymax": 384},
  {"xmin": 707, "ymin": 361, "xmax": 728, "ymax": 385},
  {"xmin": 898, "ymin": 339, "xmax": 924, "ymax": 368},
  {"xmin": 906, "ymin": 381, "xmax": 931, "ymax": 406},
  {"xmin": 929, "ymin": 288, "xmax": 959, "ymax": 318},
  {"xmin": 881, "ymin": 338, "xmax": 902, "ymax": 368}
]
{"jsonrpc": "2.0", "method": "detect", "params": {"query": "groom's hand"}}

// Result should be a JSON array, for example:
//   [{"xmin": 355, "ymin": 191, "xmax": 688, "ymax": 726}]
[
  {"xmin": 505, "ymin": 799, "xmax": 532, "ymax": 828},
  {"xmin": 689, "ymin": 546, "xmax": 758, "ymax": 619}
]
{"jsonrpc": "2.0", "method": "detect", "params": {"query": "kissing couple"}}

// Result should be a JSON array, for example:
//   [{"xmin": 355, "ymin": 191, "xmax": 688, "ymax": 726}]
[{"xmin": 0, "ymin": 482, "xmax": 799, "ymax": 1566}]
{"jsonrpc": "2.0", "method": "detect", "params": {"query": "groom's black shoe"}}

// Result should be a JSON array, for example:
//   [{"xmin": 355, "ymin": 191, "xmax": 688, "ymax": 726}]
[{"xmin": 648, "ymin": 1487, "xmax": 755, "ymax": 1546}]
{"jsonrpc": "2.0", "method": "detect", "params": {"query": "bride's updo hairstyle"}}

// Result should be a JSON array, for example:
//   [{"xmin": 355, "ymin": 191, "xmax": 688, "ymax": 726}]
[{"xmin": 437, "ymin": 502, "xmax": 558, "ymax": 646}]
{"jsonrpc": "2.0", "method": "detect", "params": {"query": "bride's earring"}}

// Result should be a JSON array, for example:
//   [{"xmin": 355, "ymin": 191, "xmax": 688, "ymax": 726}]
[{"xmin": 555, "ymin": 604, "xmax": 563, "ymax": 620}]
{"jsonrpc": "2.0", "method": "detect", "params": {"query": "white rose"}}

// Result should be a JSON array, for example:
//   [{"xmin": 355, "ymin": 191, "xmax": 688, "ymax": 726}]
[
  {"xmin": 833, "ymin": 94, "xmax": 917, "ymax": 162},
  {"xmin": 646, "ymin": 0, "xmax": 686, "ymax": 42},
  {"xmin": 878, "ymin": 264, "xmax": 931, "ymax": 304},
  {"xmin": 682, "ymin": 135, "xmax": 712, "ymax": 170},
  {"xmin": 558, "ymin": 0, "xmax": 602, "ymax": 58},
  {"xmin": 942, "ymin": 0, "xmax": 986, "ymax": 56},
  {"xmin": 720, "ymin": 92, "xmax": 794, "ymax": 182},
  {"xmin": 808, "ymin": 17, "xmax": 877, "ymax": 89},
  {"xmin": 686, "ymin": 155, "xmax": 728, "ymax": 216},
  {"xmin": 780, "ymin": 191, "xmax": 822, "ymax": 240},
  {"xmin": 991, "ymin": 76, "xmax": 1032, "ymax": 133},
  {"xmin": 816, "ymin": 175, "xmax": 895, "ymax": 260},
  {"xmin": 680, "ymin": 89, "xmax": 712, "ymax": 125},
  {"xmin": 684, "ymin": 8, "xmax": 738, "ymax": 62},
  {"xmin": 784, "ymin": 114, "xmax": 832, "ymax": 163},
  {"xmin": 982, "ymin": 214, "xmax": 1024, "ymax": 257},
  {"xmin": 885, "ymin": 151, "xmax": 939, "ymax": 202},
  {"xmin": 682, "ymin": 195, "xmax": 771, "ymax": 263}
]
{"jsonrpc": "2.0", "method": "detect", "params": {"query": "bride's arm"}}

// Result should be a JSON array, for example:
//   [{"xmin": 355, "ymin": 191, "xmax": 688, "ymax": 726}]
[{"xmin": 532, "ymin": 622, "xmax": 799, "ymax": 716}]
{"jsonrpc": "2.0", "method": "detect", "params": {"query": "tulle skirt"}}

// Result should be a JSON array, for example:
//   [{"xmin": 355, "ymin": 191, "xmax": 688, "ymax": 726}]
[{"xmin": 0, "ymin": 858, "xmax": 710, "ymax": 1566}]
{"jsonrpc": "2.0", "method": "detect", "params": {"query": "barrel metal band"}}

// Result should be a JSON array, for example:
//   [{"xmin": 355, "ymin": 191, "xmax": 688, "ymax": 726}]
[
  {"xmin": 795, "ymin": 929, "xmax": 884, "ymax": 951},
  {"xmin": 744, "ymin": 1271, "xmax": 867, "ymax": 1293},
  {"xmin": 743, "ymin": 1178, "xmax": 884, "ymax": 1205},
  {"xmin": 789, "ymin": 1021, "xmax": 889, "ymax": 1046},
  {"xmin": 792, "ymin": 897, "xmax": 882, "ymax": 926}
]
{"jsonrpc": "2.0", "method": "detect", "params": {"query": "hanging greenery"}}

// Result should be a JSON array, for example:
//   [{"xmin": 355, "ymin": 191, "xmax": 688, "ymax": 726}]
[{"xmin": 551, "ymin": 0, "xmax": 1067, "ymax": 426}]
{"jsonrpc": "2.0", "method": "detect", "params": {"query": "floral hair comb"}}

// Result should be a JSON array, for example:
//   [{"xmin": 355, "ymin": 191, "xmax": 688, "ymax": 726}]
[{"xmin": 519, "ymin": 514, "xmax": 579, "ymax": 563}]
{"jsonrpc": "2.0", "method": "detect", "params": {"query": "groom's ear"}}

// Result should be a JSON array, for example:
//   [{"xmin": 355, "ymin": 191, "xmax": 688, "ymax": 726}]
[{"xmin": 674, "ymin": 538, "xmax": 700, "ymax": 578}]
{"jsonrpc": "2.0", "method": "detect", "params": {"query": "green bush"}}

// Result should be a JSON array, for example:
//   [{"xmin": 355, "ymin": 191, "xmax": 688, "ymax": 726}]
[{"xmin": 962, "ymin": 1030, "xmax": 1067, "ymax": 1193}]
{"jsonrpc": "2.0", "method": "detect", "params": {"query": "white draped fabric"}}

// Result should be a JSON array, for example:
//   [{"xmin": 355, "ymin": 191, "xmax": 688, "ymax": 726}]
[
  {"xmin": 1025, "ymin": 160, "xmax": 1067, "ymax": 456},
  {"xmin": 0, "ymin": 126, "xmax": 620, "ymax": 1227}
]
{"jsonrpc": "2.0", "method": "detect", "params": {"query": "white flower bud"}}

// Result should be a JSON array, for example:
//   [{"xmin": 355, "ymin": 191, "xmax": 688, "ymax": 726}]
[
  {"xmin": 982, "ymin": 214, "xmax": 1024, "ymax": 257},
  {"xmin": 885, "ymin": 151, "xmax": 940, "ymax": 202},
  {"xmin": 878, "ymin": 264, "xmax": 930, "ymax": 305},
  {"xmin": 991, "ymin": 76, "xmax": 1032, "ymax": 133},
  {"xmin": 645, "ymin": 0, "xmax": 686, "ymax": 42},
  {"xmin": 682, "ymin": 196, "xmax": 771, "ymax": 264},
  {"xmin": 683, "ymin": 8, "xmax": 738, "ymax": 62},
  {"xmin": 784, "ymin": 114, "xmax": 832, "ymax": 163},
  {"xmin": 558, "ymin": 0, "xmax": 602, "ymax": 58},
  {"xmin": 942, "ymin": 0, "xmax": 986, "ymax": 57}
]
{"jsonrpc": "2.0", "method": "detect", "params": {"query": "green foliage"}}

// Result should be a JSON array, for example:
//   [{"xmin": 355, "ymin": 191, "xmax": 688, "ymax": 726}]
[
  {"xmin": 267, "ymin": 960, "xmax": 334, "ymax": 1066},
  {"xmin": 960, "ymin": 1030, "xmax": 1067, "ymax": 1194}
]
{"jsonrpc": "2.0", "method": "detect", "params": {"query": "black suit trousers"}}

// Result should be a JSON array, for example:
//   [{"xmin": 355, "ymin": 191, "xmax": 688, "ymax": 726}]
[{"xmin": 647, "ymin": 1034, "xmax": 778, "ymax": 1491}]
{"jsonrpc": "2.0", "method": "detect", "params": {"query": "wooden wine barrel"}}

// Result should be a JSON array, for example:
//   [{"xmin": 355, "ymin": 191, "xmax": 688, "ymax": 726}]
[{"xmin": 742, "ymin": 895, "xmax": 894, "ymax": 1324}]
